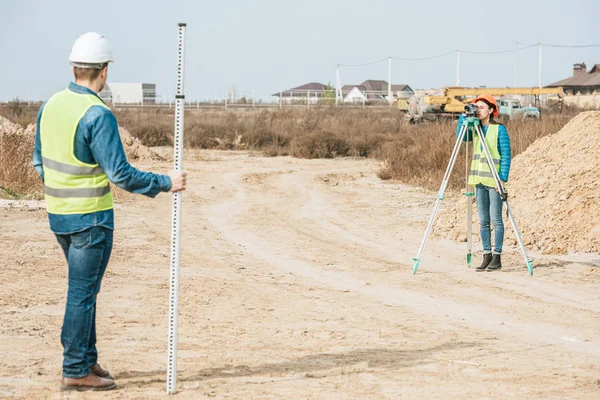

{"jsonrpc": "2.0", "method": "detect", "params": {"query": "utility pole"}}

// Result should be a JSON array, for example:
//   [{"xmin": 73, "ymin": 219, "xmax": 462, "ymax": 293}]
[
  {"xmin": 514, "ymin": 40, "xmax": 518, "ymax": 87},
  {"xmin": 456, "ymin": 50, "xmax": 460, "ymax": 86},
  {"xmin": 538, "ymin": 42, "xmax": 543, "ymax": 89},
  {"xmin": 335, "ymin": 63, "xmax": 342, "ymax": 105},
  {"xmin": 388, "ymin": 56, "xmax": 392, "ymax": 107}
]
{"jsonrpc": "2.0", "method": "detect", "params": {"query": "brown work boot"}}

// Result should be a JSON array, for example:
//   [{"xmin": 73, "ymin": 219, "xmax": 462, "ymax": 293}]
[
  {"xmin": 90, "ymin": 363, "xmax": 113, "ymax": 379},
  {"xmin": 60, "ymin": 373, "xmax": 116, "ymax": 391}
]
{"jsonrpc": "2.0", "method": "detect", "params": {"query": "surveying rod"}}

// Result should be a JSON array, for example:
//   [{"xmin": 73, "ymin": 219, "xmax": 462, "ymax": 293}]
[{"xmin": 167, "ymin": 22, "xmax": 186, "ymax": 395}]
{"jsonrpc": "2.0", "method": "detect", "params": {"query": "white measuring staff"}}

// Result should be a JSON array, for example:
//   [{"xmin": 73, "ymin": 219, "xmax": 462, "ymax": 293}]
[{"xmin": 167, "ymin": 22, "xmax": 186, "ymax": 395}]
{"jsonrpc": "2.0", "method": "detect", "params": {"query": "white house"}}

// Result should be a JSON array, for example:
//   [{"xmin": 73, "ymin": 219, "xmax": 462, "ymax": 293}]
[
  {"xmin": 99, "ymin": 83, "xmax": 156, "ymax": 104},
  {"xmin": 342, "ymin": 80, "xmax": 413, "ymax": 103},
  {"xmin": 342, "ymin": 86, "xmax": 367, "ymax": 103}
]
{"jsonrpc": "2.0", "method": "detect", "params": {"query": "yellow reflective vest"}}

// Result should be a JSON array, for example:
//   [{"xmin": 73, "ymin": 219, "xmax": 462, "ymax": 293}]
[
  {"xmin": 468, "ymin": 124, "xmax": 501, "ymax": 188},
  {"xmin": 40, "ymin": 89, "xmax": 114, "ymax": 214}
]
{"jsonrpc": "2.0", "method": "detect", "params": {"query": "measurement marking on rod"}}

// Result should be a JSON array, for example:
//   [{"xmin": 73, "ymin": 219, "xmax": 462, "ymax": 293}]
[{"xmin": 167, "ymin": 22, "xmax": 186, "ymax": 396}]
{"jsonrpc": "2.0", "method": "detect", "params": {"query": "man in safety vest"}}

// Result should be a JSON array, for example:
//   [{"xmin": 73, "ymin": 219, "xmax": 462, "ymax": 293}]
[
  {"xmin": 33, "ymin": 32, "xmax": 186, "ymax": 391},
  {"xmin": 456, "ymin": 94, "xmax": 511, "ymax": 272}
]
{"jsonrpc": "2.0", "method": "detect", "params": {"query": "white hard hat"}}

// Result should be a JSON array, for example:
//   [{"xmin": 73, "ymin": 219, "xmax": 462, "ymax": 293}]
[{"xmin": 68, "ymin": 32, "xmax": 114, "ymax": 68}]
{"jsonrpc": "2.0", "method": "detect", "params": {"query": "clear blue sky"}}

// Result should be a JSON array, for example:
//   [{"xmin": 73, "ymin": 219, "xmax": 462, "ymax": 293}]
[{"xmin": 1, "ymin": 0, "xmax": 599, "ymax": 102}]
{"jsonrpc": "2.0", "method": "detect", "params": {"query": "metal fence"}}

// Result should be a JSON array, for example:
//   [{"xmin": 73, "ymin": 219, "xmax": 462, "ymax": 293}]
[
  {"xmin": 5, "ymin": 90, "xmax": 592, "ymax": 111},
  {"xmin": 104, "ymin": 89, "xmax": 406, "ymax": 110}
]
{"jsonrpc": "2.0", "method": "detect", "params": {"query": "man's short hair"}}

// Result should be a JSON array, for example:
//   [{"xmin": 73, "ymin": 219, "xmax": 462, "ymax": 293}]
[{"xmin": 73, "ymin": 63, "xmax": 107, "ymax": 81}]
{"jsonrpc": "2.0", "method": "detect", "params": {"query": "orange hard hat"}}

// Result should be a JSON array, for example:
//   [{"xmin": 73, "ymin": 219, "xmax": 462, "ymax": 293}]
[{"xmin": 471, "ymin": 94, "xmax": 499, "ymax": 116}]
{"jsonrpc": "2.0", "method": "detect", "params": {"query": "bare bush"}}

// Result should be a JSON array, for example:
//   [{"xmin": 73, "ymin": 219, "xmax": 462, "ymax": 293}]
[
  {"xmin": 0, "ymin": 132, "xmax": 42, "ymax": 198},
  {"xmin": 0, "ymin": 100, "xmax": 39, "ymax": 128}
]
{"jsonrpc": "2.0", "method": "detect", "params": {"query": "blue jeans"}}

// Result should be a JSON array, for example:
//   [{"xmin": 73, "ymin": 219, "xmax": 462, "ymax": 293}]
[
  {"xmin": 55, "ymin": 226, "xmax": 113, "ymax": 378},
  {"xmin": 475, "ymin": 184, "xmax": 504, "ymax": 254}
]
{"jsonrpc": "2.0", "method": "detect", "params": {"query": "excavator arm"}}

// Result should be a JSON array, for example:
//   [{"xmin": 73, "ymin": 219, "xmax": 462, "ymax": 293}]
[
  {"xmin": 424, "ymin": 86, "xmax": 565, "ymax": 113},
  {"xmin": 445, "ymin": 87, "xmax": 565, "ymax": 98}
]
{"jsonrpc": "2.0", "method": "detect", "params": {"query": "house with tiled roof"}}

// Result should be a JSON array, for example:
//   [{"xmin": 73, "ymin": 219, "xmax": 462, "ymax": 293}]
[
  {"xmin": 546, "ymin": 63, "xmax": 600, "ymax": 95},
  {"xmin": 272, "ymin": 82, "xmax": 333, "ymax": 103}
]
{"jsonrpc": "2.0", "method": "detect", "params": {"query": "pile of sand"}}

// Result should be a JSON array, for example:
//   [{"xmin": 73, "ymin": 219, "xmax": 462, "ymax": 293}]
[
  {"xmin": 0, "ymin": 116, "xmax": 26, "ymax": 137},
  {"xmin": 434, "ymin": 111, "xmax": 600, "ymax": 255},
  {"xmin": 23, "ymin": 123, "xmax": 36, "ymax": 137},
  {"xmin": 118, "ymin": 126, "xmax": 165, "ymax": 162}
]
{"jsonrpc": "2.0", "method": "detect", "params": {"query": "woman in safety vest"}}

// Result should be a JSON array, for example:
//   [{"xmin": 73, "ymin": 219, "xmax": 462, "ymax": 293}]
[{"xmin": 456, "ymin": 94, "xmax": 511, "ymax": 272}]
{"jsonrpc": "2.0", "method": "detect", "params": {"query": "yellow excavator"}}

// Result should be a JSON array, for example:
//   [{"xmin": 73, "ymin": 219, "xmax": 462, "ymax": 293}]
[
  {"xmin": 400, "ymin": 86, "xmax": 565, "ymax": 121},
  {"xmin": 425, "ymin": 86, "xmax": 565, "ymax": 112}
]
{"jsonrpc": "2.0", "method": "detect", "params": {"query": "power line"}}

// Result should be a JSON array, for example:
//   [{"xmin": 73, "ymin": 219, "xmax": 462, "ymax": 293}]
[
  {"xmin": 544, "ymin": 43, "xmax": 600, "ymax": 48},
  {"xmin": 342, "ymin": 43, "xmax": 544, "ymax": 66},
  {"xmin": 338, "ymin": 57, "xmax": 388, "ymax": 67},
  {"xmin": 340, "ymin": 41, "xmax": 597, "ymax": 67},
  {"xmin": 518, "ymin": 41, "xmax": 600, "ymax": 48},
  {"xmin": 392, "ymin": 50, "xmax": 456, "ymax": 61},
  {"xmin": 461, "ymin": 49, "xmax": 513, "ymax": 55},
  {"xmin": 462, "ymin": 43, "xmax": 538, "ymax": 54}
]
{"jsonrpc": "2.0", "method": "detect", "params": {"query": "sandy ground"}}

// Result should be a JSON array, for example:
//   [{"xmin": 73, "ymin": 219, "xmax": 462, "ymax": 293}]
[{"xmin": 1, "ymin": 150, "xmax": 599, "ymax": 399}]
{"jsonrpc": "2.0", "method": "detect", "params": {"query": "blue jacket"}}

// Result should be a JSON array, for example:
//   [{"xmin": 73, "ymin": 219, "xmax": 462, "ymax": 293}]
[
  {"xmin": 33, "ymin": 83, "xmax": 172, "ymax": 234},
  {"xmin": 456, "ymin": 114, "xmax": 511, "ymax": 182}
]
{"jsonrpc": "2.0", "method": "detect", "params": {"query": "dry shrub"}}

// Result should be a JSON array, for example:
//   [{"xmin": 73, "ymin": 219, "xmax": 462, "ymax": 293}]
[
  {"xmin": 113, "ymin": 109, "xmax": 173, "ymax": 147},
  {"xmin": 0, "ymin": 132, "xmax": 43, "ymax": 198},
  {"xmin": 112, "ymin": 108, "xmax": 405, "ymax": 156},
  {"xmin": 186, "ymin": 122, "xmax": 225, "ymax": 149},
  {"xmin": 290, "ymin": 131, "xmax": 349, "ymax": 159},
  {"xmin": 245, "ymin": 111, "xmax": 292, "ymax": 150},
  {"xmin": 0, "ymin": 100, "xmax": 40, "ymax": 128},
  {"xmin": 347, "ymin": 133, "xmax": 392, "ymax": 157},
  {"xmin": 376, "ymin": 120, "xmax": 461, "ymax": 189}
]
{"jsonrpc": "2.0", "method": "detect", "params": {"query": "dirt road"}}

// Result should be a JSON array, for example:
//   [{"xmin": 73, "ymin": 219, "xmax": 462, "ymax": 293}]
[{"xmin": 1, "ymin": 151, "xmax": 599, "ymax": 399}]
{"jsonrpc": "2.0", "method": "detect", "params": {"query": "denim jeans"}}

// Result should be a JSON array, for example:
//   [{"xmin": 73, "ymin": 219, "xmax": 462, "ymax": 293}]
[
  {"xmin": 55, "ymin": 226, "xmax": 113, "ymax": 378},
  {"xmin": 475, "ymin": 183, "xmax": 504, "ymax": 254}
]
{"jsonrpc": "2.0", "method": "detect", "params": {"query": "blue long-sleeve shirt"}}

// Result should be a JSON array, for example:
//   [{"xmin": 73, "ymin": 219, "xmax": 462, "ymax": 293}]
[
  {"xmin": 33, "ymin": 82, "xmax": 172, "ymax": 234},
  {"xmin": 456, "ymin": 114, "xmax": 511, "ymax": 182}
]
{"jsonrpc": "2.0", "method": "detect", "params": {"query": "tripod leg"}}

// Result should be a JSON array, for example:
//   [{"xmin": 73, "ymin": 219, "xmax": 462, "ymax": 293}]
[
  {"xmin": 466, "ymin": 197, "xmax": 473, "ymax": 267},
  {"xmin": 464, "ymin": 133, "xmax": 474, "ymax": 268},
  {"xmin": 474, "ymin": 125, "xmax": 534, "ymax": 275},
  {"xmin": 506, "ymin": 203, "xmax": 534, "ymax": 275},
  {"xmin": 413, "ymin": 124, "xmax": 468, "ymax": 274}
]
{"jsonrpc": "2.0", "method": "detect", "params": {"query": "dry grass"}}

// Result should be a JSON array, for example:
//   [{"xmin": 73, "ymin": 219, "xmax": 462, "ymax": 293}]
[
  {"xmin": 113, "ymin": 107, "xmax": 401, "ymax": 158},
  {"xmin": 0, "ymin": 132, "xmax": 43, "ymax": 198},
  {"xmin": 376, "ymin": 112, "xmax": 577, "ymax": 190},
  {"xmin": 0, "ymin": 100, "xmax": 40, "ymax": 128},
  {"xmin": 0, "ymin": 102, "xmax": 579, "ymax": 197}
]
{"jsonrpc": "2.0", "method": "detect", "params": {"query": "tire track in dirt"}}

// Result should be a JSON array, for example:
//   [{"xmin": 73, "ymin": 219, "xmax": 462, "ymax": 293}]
[
  {"xmin": 297, "ymin": 171, "xmax": 600, "ymax": 318},
  {"xmin": 236, "ymin": 166, "xmax": 600, "ymax": 318},
  {"xmin": 202, "ymin": 164, "xmax": 600, "ymax": 359}
]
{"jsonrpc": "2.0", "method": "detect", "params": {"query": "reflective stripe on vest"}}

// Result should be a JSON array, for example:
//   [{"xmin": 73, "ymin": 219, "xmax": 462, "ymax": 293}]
[
  {"xmin": 468, "ymin": 124, "xmax": 501, "ymax": 188},
  {"xmin": 40, "ymin": 89, "xmax": 114, "ymax": 215},
  {"xmin": 44, "ymin": 185, "xmax": 111, "ymax": 198},
  {"xmin": 42, "ymin": 157, "xmax": 105, "ymax": 175}
]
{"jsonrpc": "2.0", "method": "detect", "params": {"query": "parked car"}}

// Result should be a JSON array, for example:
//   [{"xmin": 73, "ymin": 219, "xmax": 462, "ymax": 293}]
[{"xmin": 498, "ymin": 98, "xmax": 540, "ymax": 121}]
